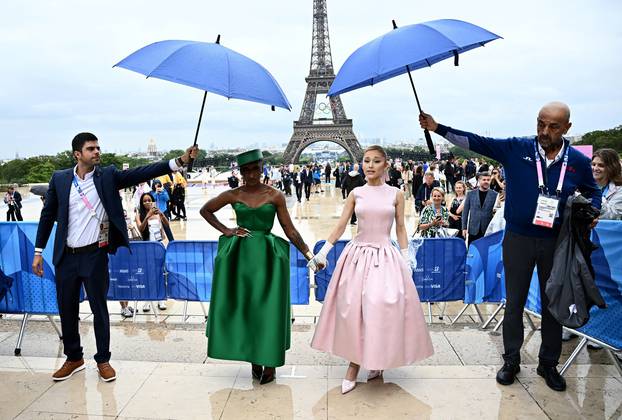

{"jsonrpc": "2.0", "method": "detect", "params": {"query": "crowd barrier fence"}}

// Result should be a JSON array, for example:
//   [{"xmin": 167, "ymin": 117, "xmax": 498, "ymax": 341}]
[{"xmin": 2, "ymin": 221, "xmax": 620, "ymax": 374}]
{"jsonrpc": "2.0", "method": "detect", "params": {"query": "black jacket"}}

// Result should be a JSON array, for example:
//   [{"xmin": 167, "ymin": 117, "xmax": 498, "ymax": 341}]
[
  {"xmin": 342, "ymin": 172, "xmax": 365, "ymax": 194},
  {"xmin": 545, "ymin": 195, "xmax": 606, "ymax": 328}
]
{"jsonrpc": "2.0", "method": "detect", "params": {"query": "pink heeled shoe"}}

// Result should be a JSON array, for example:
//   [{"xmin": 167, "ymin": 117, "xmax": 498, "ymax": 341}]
[
  {"xmin": 341, "ymin": 379, "xmax": 357, "ymax": 394},
  {"xmin": 367, "ymin": 370, "xmax": 383, "ymax": 381}
]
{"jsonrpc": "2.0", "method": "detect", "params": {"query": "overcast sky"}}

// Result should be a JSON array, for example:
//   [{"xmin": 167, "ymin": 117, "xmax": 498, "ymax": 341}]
[{"xmin": 1, "ymin": 0, "xmax": 620, "ymax": 158}]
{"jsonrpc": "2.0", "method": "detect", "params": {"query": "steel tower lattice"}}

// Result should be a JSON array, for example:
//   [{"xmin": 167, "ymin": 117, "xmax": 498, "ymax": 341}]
[{"xmin": 283, "ymin": 0, "xmax": 362, "ymax": 163}]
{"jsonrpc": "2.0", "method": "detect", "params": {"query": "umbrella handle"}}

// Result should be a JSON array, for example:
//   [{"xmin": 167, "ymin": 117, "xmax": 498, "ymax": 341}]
[
  {"xmin": 424, "ymin": 129, "xmax": 435, "ymax": 156},
  {"xmin": 187, "ymin": 158, "xmax": 195, "ymax": 173}
]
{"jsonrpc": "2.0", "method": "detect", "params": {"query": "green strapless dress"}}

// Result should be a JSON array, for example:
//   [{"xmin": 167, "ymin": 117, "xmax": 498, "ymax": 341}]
[{"xmin": 206, "ymin": 202, "xmax": 291, "ymax": 367}]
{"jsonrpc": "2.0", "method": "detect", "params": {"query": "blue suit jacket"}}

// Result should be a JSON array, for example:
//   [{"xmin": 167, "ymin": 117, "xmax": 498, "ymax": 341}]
[
  {"xmin": 462, "ymin": 189, "xmax": 498, "ymax": 235},
  {"xmin": 35, "ymin": 161, "xmax": 172, "ymax": 266}
]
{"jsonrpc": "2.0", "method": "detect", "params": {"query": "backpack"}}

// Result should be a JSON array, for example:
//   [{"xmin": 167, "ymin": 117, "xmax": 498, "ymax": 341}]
[{"xmin": 0, "ymin": 269, "xmax": 13, "ymax": 303}]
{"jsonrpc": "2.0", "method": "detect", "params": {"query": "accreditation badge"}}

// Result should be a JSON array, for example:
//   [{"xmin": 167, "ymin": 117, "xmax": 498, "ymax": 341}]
[
  {"xmin": 532, "ymin": 195, "xmax": 559, "ymax": 228},
  {"xmin": 98, "ymin": 221, "xmax": 110, "ymax": 248}
]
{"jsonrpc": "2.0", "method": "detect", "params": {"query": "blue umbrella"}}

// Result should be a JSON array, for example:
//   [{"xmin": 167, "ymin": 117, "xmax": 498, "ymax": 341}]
[
  {"xmin": 328, "ymin": 19, "xmax": 501, "ymax": 155},
  {"xmin": 114, "ymin": 36, "xmax": 291, "ymax": 167}
]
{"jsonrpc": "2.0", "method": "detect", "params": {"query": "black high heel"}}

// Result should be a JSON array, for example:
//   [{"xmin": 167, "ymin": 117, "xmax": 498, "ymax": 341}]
[
  {"xmin": 251, "ymin": 364, "xmax": 263, "ymax": 380},
  {"xmin": 260, "ymin": 367, "xmax": 275, "ymax": 384}
]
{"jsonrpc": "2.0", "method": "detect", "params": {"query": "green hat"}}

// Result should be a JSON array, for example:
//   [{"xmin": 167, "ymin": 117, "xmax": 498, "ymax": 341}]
[{"xmin": 236, "ymin": 149, "xmax": 263, "ymax": 167}]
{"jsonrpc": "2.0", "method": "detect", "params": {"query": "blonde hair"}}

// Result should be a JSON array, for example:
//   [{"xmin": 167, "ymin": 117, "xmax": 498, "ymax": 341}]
[
  {"xmin": 431, "ymin": 187, "xmax": 445, "ymax": 197},
  {"xmin": 363, "ymin": 145, "xmax": 387, "ymax": 160}
]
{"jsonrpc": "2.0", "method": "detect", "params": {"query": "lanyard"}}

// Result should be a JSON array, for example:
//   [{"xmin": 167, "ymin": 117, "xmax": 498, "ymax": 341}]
[
  {"xmin": 72, "ymin": 175, "xmax": 98, "ymax": 218},
  {"xmin": 534, "ymin": 141, "xmax": 569, "ymax": 196}
]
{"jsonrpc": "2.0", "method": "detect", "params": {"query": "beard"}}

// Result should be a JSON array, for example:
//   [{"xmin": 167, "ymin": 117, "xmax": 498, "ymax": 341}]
[{"xmin": 538, "ymin": 135, "xmax": 563, "ymax": 152}]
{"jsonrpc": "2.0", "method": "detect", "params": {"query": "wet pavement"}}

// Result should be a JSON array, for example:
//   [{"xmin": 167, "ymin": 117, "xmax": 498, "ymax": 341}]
[{"xmin": 1, "ymin": 183, "xmax": 620, "ymax": 419}]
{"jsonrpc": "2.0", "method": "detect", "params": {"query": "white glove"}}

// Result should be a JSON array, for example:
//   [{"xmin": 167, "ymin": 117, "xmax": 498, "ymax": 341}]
[
  {"xmin": 400, "ymin": 248, "xmax": 410, "ymax": 265},
  {"xmin": 308, "ymin": 241, "xmax": 333, "ymax": 271},
  {"xmin": 306, "ymin": 257, "xmax": 318, "ymax": 272}
]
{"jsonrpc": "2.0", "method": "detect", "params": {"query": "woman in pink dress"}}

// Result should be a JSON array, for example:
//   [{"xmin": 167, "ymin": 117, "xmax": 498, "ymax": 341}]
[{"xmin": 309, "ymin": 145, "xmax": 434, "ymax": 394}]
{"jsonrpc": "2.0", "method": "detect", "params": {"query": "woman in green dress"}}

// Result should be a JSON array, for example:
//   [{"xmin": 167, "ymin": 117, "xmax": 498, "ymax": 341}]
[{"xmin": 200, "ymin": 149, "xmax": 316, "ymax": 384}]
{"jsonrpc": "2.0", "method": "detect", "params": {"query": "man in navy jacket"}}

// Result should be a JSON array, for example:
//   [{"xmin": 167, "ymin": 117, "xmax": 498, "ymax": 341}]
[
  {"xmin": 32, "ymin": 132, "xmax": 198, "ymax": 382},
  {"xmin": 420, "ymin": 102, "xmax": 601, "ymax": 392}
]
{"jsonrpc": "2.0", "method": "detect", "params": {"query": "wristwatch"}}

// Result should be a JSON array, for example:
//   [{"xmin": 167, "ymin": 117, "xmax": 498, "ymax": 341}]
[{"xmin": 175, "ymin": 157, "xmax": 185, "ymax": 168}]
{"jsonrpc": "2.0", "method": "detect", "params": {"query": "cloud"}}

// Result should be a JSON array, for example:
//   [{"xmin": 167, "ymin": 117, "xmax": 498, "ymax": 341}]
[{"xmin": 0, "ymin": 0, "xmax": 620, "ymax": 158}]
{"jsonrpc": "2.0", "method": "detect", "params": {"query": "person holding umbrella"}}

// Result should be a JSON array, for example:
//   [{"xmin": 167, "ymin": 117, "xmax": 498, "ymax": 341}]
[
  {"xmin": 200, "ymin": 149, "xmax": 317, "ymax": 385},
  {"xmin": 32, "ymin": 132, "xmax": 198, "ymax": 382},
  {"xmin": 419, "ymin": 102, "xmax": 601, "ymax": 392}
]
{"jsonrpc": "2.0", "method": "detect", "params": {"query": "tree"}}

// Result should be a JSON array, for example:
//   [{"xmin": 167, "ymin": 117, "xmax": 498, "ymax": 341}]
[
  {"xmin": 575, "ymin": 125, "xmax": 622, "ymax": 153},
  {"xmin": 25, "ymin": 162, "xmax": 56, "ymax": 183}
]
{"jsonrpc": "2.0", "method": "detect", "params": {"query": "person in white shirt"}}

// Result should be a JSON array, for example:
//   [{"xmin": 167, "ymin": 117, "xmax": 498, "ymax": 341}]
[{"xmin": 32, "ymin": 132, "xmax": 197, "ymax": 383}]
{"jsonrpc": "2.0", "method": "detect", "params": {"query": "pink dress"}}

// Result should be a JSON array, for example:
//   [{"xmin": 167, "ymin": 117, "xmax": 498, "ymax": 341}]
[{"xmin": 311, "ymin": 183, "xmax": 434, "ymax": 370}]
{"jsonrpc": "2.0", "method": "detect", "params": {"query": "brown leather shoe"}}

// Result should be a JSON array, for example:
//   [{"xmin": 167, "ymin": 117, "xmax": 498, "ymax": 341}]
[
  {"xmin": 97, "ymin": 362, "xmax": 117, "ymax": 382},
  {"xmin": 52, "ymin": 359, "xmax": 85, "ymax": 381}
]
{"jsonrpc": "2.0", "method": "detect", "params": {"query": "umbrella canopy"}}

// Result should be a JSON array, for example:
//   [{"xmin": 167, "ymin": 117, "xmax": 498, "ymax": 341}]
[
  {"xmin": 114, "ymin": 39, "xmax": 291, "ymax": 110},
  {"xmin": 328, "ymin": 19, "xmax": 501, "ymax": 97},
  {"xmin": 29, "ymin": 185, "xmax": 48, "ymax": 197}
]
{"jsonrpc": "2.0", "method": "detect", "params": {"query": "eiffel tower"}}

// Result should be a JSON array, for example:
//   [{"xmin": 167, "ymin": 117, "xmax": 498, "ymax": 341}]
[{"xmin": 283, "ymin": 0, "xmax": 363, "ymax": 164}]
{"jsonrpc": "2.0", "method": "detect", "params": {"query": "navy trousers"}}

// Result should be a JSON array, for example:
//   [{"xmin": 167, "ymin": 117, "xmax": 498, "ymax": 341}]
[
  {"xmin": 502, "ymin": 230, "xmax": 562, "ymax": 367},
  {"xmin": 55, "ymin": 248, "xmax": 111, "ymax": 363}
]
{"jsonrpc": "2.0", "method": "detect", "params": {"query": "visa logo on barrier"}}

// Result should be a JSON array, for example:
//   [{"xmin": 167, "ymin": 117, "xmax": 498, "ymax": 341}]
[{"xmin": 136, "ymin": 285, "xmax": 146, "ymax": 289}]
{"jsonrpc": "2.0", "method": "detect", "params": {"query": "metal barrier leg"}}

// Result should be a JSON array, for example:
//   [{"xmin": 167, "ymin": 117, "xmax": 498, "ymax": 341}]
[
  {"xmin": 451, "ymin": 304, "xmax": 471, "ymax": 325},
  {"xmin": 183, "ymin": 301, "xmax": 189, "ymax": 323},
  {"xmin": 152, "ymin": 302, "xmax": 160, "ymax": 323},
  {"xmin": 427, "ymin": 303, "xmax": 432, "ymax": 323},
  {"xmin": 560, "ymin": 337, "xmax": 588, "ymax": 376},
  {"xmin": 492, "ymin": 316, "xmax": 504, "ymax": 332},
  {"xmin": 608, "ymin": 349, "xmax": 622, "ymax": 377},
  {"xmin": 439, "ymin": 302, "xmax": 448, "ymax": 322},
  {"xmin": 200, "ymin": 302, "xmax": 208, "ymax": 321},
  {"xmin": 132, "ymin": 300, "xmax": 138, "ymax": 323},
  {"xmin": 47, "ymin": 315, "xmax": 62, "ymax": 339},
  {"xmin": 524, "ymin": 312, "xmax": 537, "ymax": 331},
  {"xmin": 15, "ymin": 313, "xmax": 30, "ymax": 356},
  {"xmin": 474, "ymin": 304, "xmax": 485, "ymax": 324},
  {"xmin": 482, "ymin": 304, "xmax": 504, "ymax": 329}
]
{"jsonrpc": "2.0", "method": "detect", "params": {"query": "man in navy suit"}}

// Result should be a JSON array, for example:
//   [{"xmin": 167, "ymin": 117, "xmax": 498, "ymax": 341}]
[{"xmin": 32, "ymin": 132, "xmax": 198, "ymax": 382}]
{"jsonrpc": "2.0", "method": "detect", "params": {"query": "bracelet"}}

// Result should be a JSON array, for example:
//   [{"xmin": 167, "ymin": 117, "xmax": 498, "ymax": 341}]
[
  {"xmin": 34, "ymin": 251, "xmax": 42, "ymax": 256},
  {"xmin": 304, "ymin": 251, "xmax": 314, "ymax": 260}
]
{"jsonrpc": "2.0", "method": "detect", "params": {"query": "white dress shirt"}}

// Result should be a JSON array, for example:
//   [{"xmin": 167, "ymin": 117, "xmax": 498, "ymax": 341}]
[
  {"xmin": 67, "ymin": 159, "xmax": 181, "ymax": 248},
  {"xmin": 538, "ymin": 142, "xmax": 565, "ymax": 168}
]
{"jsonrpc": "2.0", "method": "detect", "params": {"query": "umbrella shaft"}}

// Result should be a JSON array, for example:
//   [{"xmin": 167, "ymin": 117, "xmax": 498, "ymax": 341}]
[
  {"xmin": 405, "ymin": 65, "xmax": 423, "ymax": 113},
  {"xmin": 193, "ymin": 91, "xmax": 208, "ymax": 146}
]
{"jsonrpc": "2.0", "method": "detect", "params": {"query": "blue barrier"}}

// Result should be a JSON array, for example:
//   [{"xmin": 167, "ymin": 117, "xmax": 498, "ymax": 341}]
[
  {"xmin": 464, "ymin": 231, "xmax": 505, "ymax": 304},
  {"xmin": 165, "ymin": 240, "xmax": 310, "ymax": 304},
  {"xmin": 576, "ymin": 221, "xmax": 622, "ymax": 350},
  {"xmin": 289, "ymin": 246, "xmax": 310, "ymax": 305},
  {"xmin": 313, "ymin": 238, "xmax": 466, "ymax": 303},
  {"xmin": 166, "ymin": 241, "xmax": 218, "ymax": 302},
  {"xmin": 0, "ymin": 222, "xmax": 58, "ymax": 315},
  {"xmin": 413, "ymin": 237, "xmax": 467, "ymax": 302},
  {"xmin": 107, "ymin": 242, "xmax": 167, "ymax": 301},
  {"xmin": 313, "ymin": 240, "xmax": 349, "ymax": 302}
]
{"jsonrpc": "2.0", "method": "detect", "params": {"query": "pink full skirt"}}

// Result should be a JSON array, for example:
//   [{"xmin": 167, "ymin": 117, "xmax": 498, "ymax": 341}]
[{"xmin": 311, "ymin": 242, "xmax": 434, "ymax": 370}]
